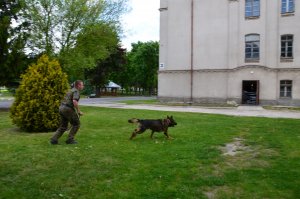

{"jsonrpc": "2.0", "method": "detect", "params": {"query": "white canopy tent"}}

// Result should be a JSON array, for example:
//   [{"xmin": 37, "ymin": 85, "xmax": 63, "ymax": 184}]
[{"xmin": 106, "ymin": 81, "xmax": 121, "ymax": 89}]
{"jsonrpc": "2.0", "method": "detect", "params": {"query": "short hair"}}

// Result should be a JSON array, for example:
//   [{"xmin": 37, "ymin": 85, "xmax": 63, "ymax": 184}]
[{"xmin": 74, "ymin": 80, "xmax": 83, "ymax": 88}]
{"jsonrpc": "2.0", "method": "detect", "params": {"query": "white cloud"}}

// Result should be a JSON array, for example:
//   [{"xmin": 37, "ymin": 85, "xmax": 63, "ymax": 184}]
[{"xmin": 120, "ymin": 0, "xmax": 160, "ymax": 51}]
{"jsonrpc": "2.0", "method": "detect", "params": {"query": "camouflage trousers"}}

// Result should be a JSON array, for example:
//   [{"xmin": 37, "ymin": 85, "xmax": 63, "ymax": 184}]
[{"xmin": 51, "ymin": 105, "xmax": 80, "ymax": 142}]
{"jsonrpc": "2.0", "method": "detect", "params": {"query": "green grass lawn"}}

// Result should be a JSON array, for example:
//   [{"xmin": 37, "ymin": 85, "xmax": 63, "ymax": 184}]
[
  {"xmin": 1, "ymin": 107, "xmax": 300, "ymax": 199},
  {"xmin": 119, "ymin": 99, "xmax": 159, "ymax": 105}
]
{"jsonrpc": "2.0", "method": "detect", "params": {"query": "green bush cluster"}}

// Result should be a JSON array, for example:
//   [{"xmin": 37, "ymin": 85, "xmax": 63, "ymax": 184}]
[{"xmin": 10, "ymin": 55, "xmax": 69, "ymax": 132}]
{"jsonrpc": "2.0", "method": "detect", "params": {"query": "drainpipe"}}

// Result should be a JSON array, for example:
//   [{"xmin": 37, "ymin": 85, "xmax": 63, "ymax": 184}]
[{"xmin": 190, "ymin": 0, "xmax": 194, "ymax": 103}]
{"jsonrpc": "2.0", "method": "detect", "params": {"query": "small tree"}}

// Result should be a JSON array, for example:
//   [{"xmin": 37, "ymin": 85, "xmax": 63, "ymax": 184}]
[{"xmin": 10, "ymin": 55, "xmax": 69, "ymax": 132}]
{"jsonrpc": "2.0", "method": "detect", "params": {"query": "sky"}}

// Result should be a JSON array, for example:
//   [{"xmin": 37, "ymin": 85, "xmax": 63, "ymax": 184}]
[{"xmin": 120, "ymin": 0, "xmax": 160, "ymax": 51}]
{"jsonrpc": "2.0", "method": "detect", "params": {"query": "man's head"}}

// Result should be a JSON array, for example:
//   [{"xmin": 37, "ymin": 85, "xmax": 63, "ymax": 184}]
[{"xmin": 74, "ymin": 80, "xmax": 84, "ymax": 91}]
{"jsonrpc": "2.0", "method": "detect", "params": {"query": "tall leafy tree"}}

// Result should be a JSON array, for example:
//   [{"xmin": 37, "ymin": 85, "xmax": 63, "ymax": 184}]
[
  {"xmin": 1, "ymin": 0, "xmax": 129, "ymax": 86},
  {"xmin": 22, "ymin": 0, "xmax": 128, "ymax": 80},
  {"xmin": 23, "ymin": 0, "xmax": 128, "ymax": 55},
  {"xmin": 0, "ymin": 0, "xmax": 29, "ymax": 86},
  {"xmin": 86, "ymin": 46, "xmax": 126, "ymax": 95},
  {"xmin": 127, "ymin": 41, "xmax": 159, "ymax": 95},
  {"xmin": 60, "ymin": 22, "xmax": 120, "ymax": 81}
]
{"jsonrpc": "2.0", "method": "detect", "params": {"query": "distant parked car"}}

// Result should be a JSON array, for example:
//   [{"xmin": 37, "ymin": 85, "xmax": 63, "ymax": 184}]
[{"xmin": 89, "ymin": 93, "xmax": 96, "ymax": 98}]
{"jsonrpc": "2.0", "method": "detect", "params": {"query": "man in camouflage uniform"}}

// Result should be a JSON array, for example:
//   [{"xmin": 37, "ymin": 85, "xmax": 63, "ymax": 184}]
[{"xmin": 50, "ymin": 80, "xmax": 84, "ymax": 144}]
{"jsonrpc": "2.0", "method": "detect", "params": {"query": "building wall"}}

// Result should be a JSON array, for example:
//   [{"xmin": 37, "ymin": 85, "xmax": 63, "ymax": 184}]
[{"xmin": 159, "ymin": 0, "xmax": 300, "ymax": 105}]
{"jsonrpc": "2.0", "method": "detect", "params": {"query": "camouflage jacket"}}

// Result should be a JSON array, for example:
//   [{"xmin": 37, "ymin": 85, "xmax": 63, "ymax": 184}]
[{"xmin": 61, "ymin": 87, "xmax": 80, "ymax": 108}]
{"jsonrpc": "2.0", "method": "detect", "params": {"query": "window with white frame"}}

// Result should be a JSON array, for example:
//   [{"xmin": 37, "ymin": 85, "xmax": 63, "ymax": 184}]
[
  {"xmin": 245, "ymin": 0, "xmax": 260, "ymax": 17},
  {"xmin": 245, "ymin": 34, "xmax": 260, "ymax": 60},
  {"xmin": 281, "ymin": 0, "xmax": 295, "ymax": 14},
  {"xmin": 280, "ymin": 80, "xmax": 292, "ymax": 98},
  {"xmin": 281, "ymin": 35, "xmax": 293, "ymax": 59}
]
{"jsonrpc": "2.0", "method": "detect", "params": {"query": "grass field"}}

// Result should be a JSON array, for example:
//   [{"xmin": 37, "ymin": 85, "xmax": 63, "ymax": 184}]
[{"xmin": 1, "ymin": 107, "xmax": 300, "ymax": 199}]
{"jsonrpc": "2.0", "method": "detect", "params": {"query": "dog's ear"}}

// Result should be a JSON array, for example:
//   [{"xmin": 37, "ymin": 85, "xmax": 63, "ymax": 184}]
[{"xmin": 167, "ymin": 115, "xmax": 170, "ymax": 119}]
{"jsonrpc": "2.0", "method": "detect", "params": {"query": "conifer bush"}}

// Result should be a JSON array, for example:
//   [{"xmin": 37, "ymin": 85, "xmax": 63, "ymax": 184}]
[{"xmin": 10, "ymin": 55, "xmax": 69, "ymax": 132}]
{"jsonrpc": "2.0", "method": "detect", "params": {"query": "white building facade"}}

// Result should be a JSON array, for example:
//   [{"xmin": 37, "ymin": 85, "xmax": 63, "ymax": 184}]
[{"xmin": 158, "ymin": 0, "xmax": 300, "ymax": 106}]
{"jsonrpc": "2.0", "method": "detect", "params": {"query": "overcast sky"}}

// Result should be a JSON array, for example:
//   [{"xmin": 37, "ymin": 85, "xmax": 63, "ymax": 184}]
[{"xmin": 120, "ymin": 0, "xmax": 160, "ymax": 51}]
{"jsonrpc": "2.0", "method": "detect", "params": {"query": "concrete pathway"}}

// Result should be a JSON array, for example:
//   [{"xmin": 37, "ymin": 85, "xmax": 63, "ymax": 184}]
[
  {"xmin": 80, "ymin": 102, "xmax": 300, "ymax": 119},
  {"xmin": 1, "ymin": 96, "xmax": 300, "ymax": 119}
]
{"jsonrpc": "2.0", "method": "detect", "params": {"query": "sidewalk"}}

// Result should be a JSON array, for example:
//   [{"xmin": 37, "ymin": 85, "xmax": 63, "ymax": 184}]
[
  {"xmin": 80, "ymin": 102, "xmax": 300, "ymax": 119},
  {"xmin": 2, "ymin": 97, "xmax": 299, "ymax": 119}
]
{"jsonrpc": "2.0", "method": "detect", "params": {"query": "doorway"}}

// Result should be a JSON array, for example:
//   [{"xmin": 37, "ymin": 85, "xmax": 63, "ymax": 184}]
[{"xmin": 242, "ymin": 80, "xmax": 259, "ymax": 105}]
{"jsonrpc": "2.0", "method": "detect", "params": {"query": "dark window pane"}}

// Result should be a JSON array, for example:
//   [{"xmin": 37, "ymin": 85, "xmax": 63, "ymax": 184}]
[
  {"xmin": 253, "ymin": 11, "xmax": 260, "ymax": 16},
  {"xmin": 245, "ymin": 0, "xmax": 260, "ymax": 17},
  {"xmin": 289, "ymin": 0, "xmax": 294, "ymax": 12},
  {"xmin": 280, "ymin": 80, "xmax": 292, "ymax": 98},
  {"xmin": 253, "ymin": 53, "xmax": 259, "ymax": 58}
]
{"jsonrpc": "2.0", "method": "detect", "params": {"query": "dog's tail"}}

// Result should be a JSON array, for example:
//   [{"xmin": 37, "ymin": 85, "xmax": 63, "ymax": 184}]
[{"xmin": 128, "ymin": 118, "xmax": 140, "ymax": 123}]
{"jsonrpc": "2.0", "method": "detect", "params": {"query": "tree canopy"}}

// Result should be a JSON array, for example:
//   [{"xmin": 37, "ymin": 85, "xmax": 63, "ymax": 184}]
[
  {"xmin": 0, "ymin": 0, "xmax": 129, "ymax": 86},
  {"xmin": 59, "ymin": 22, "xmax": 120, "ymax": 81},
  {"xmin": 0, "ymin": 0, "xmax": 29, "ymax": 86},
  {"xmin": 126, "ymin": 41, "xmax": 159, "ymax": 94},
  {"xmin": 22, "ymin": 0, "xmax": 128, "ymax": 55},
  {"xmin": 1, "ymin": 0, "xmax": 160, "ymax": 96}
]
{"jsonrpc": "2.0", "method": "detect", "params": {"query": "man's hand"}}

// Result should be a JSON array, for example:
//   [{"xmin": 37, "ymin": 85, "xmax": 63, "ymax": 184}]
[{"xmin": 78, "ymin": 111, "xmax": 84, "ymax": 116}]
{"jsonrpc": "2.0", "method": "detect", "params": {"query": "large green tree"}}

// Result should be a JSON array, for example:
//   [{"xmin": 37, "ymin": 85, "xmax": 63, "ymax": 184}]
[
  {"xmin": 127, "ymin": 41, "xmax": 159, "ymax": 95},
  {"xmin": 0, "ymin": 0, "xmax": 29, "ymax": 86},
  {"xmin": 86, "ymin": 46, "xmax": 126, "ymax": 96},
  {"xmin": 60, "ymin": 22, "xmax": 120, "ymax": 81},
  {"xmin": 23, "ymin": 0, "xmax": 128, "ymax": 55},
  {"xmin": 22, "ymin": 0, "xmax": 128, "ymax": 80},
  {"xmin": 1, "ymin": 0, "xmax": 128, "ymax": 86}
]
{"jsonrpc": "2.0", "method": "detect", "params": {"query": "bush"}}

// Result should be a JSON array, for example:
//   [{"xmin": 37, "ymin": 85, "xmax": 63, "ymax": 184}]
[{"xmin": 10, "ymin": 55, "xmax": 69, "ymax": 132}]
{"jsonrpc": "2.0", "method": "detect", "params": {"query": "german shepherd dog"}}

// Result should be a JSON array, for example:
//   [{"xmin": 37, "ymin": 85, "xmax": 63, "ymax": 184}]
[{"xmin": 128, "ymin": 116, "xmax": 177, "ymax": 140}]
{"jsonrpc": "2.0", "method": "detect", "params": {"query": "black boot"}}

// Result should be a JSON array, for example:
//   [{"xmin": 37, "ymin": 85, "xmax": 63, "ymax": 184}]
[
  {"xmin": 50, "ymin": 139, "xmax": 58, "ymax": 145},
  {"xmin": 66, "ymin": 139, "xmax": 78, "ymax": 144}
]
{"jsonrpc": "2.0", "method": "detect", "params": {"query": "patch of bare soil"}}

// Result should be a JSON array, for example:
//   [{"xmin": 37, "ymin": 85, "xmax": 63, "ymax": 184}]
[
  {"xmin": 219, "ymin": 138, "xmax": 249, "ymax": 156},
  {"xmin": 202, "ymin": 138, "xmax": 279, "ymax": 198},
  {"xmin": 204, "ymin": 186, "xmax": 242, "ymax": 199}
]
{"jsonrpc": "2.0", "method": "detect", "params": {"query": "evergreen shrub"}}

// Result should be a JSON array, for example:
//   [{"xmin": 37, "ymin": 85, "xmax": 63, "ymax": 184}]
[{"xmin": 10, "ymin": 55, "xmax": 69, "ymax": 132}]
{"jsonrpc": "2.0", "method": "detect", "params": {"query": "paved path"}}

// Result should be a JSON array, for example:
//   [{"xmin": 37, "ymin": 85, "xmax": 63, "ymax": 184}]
[
  {"xmin": 80, "ymin": 100, "xmax": 300, "ymax": 119},
  {"xmin": 1, "ymin": 96, "xmax": 300, "ymax": 119},
  {"xmin": 0, "ymin": 98, "xmax": 13, "ymax": 110}
]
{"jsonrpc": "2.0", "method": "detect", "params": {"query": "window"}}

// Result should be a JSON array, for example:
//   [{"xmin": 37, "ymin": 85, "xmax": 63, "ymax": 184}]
[
  {"xmin": 245, "ymin": 34, "xmax": 260, "ymax": 60},
  {"xmin": 280, "ymin": 80, "xmax": 292, "ymax": 98},
  {"xmin": 245, "ymin": 0, "xmax": 260, "ymax": 18},
  {"xmin": 281, "ymin": 0, "xmax": 294, "ymax": 14},
  {"xmin": 281, "ymin": 35, "xmax": 293, "ymax": 59}
]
